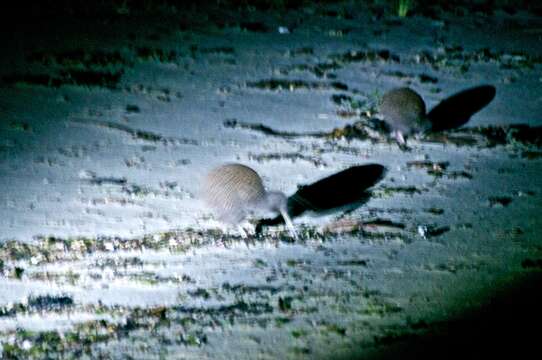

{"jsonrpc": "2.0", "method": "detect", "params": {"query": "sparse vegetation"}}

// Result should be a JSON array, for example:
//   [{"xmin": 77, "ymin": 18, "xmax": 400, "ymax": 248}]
[
  {"xmin": 397, "ymin": 0, "xmax": 412, "ymax": 17},
  {"xmin": 1, "ymin": 1, "xmax": 542, "ymax": 359}
]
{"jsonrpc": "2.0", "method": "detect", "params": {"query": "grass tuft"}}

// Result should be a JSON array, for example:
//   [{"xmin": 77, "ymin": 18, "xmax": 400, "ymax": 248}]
[{"xmin": 397, "ymin": 0, "xmax": 412, "ymax": 17}]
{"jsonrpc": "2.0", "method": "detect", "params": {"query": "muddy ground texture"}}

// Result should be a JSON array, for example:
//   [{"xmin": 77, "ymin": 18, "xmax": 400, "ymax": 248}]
[{"xmin": 1, "ymin": 1, "xmax": 542, "ymax": 359}]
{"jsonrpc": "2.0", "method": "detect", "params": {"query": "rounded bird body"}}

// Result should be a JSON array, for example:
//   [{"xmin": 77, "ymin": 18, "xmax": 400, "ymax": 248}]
[
  {"xmin": 379, "ymin": 87, "xmax": 429, "ymax": 145},
  {"xmin": 202, "ymin": 163, "xmax": 297, "ymax": 238}
]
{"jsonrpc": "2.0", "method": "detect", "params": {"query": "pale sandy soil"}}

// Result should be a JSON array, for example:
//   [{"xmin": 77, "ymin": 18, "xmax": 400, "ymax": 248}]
[{"xmin": 0, "ymin": 1, "xmax": 541, "ymax": 358}]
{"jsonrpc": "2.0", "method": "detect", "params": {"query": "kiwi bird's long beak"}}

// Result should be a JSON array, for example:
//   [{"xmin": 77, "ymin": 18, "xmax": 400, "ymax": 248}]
[
  {"xmin": 280, "ymin": 208, "xmax": 298, "ymax": 240},
  {"xmin": 394, "ymin": 130, "xmax": 406, "ymax": 145}
]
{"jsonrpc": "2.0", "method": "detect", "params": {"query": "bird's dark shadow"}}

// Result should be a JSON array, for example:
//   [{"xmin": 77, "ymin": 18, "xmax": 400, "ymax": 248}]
[
  {"xmin": 427, "ymin": 85, "xmax": 496, "ymax": 132},
  {"xmin": 256, "ymin": 164, "xmax": 386, "ymax": 230}
]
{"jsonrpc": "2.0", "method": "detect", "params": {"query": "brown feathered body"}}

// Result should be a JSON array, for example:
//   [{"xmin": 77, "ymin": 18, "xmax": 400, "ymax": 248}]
[
  {"xmin": 202, "ymin": 163, "xmax": 298, "ymax": 238},
  {"xmin": 203, "ymin": 164, "xmax": 269, "ymax": 224},
  {"xmin": 380, "ymin": 87, "xmax": 429, "ymax": 137}
]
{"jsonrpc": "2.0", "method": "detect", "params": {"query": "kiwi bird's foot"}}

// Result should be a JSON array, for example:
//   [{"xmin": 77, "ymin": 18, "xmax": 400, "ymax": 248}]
[
  {"xmin": 397, "ymin": 142, "xmax": 412, "ymax": 151},
  {"xmin": 237, "ymin": 221, "xmax": 256, "ymax": 238},
  {"xmin": 210, "ymin": 220, "xmax": 255, "ymax": 238},
  {"xmin": 237, "ymin": 225, "xmax": 248, "ymax": 238}
]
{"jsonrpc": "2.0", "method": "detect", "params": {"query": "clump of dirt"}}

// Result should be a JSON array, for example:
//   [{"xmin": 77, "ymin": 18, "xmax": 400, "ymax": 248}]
[
  {"xmin": 3, "ymin": 70, "xmax": 124, "ymax": 89},
  {"xmin": 27, "ymin": 50, "xmax": 129, "ymax": 67},
  {"xmin": 328, "ymin": 49, "xmax": 400, "ymax": 64},
  {"xmin": 246, "ymin": 79, "xmax": 348, "ymax": 91},
  {"xmin": 488, "ymin": 196, "xmax": 513, "ymax": 207},
  {"xmin": 248, "ymin": 152, "xmax": 327, "ymax": 167},
  {"xmin": 135, "ymin": 47, "xmax": 179, "ymax": 62}
]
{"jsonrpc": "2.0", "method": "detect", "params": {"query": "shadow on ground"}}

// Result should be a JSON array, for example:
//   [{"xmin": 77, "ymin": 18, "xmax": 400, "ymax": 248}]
[
  {"xmin": 428, "ymin": 85, "xmax": 497, "ymax": 132},
  {"xmin": 257, "ymin": 164, "xmax": 386, "ymax": 230},
  {"xmin": 342, "ymin": 271, "xmax": 542, "ymax": 360}
]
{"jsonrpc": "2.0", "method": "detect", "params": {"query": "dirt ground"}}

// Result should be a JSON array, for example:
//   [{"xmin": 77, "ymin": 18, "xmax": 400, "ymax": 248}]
[{"xmin": 1, "ymin": 1, "xmax": 541, "ymax": 358}]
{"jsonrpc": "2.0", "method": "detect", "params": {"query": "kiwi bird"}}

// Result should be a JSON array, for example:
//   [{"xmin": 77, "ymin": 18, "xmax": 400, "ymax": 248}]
[
  {"xmin": 379, "ymin": 87, "xmax": 430, "ymax": 145},
  {"xmin": 202, "ymin": 163, "xmax": 297, "ymax": 238}
]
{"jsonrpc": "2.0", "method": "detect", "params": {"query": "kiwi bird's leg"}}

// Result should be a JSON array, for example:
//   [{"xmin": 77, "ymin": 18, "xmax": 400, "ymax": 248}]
[
  {"xmin": 280, "ymin": 208, "xmax": 298, "ymax": 240},
  {"xmin": 241, "ymin": 221, "xmax": 256, "ymax": 236}
]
